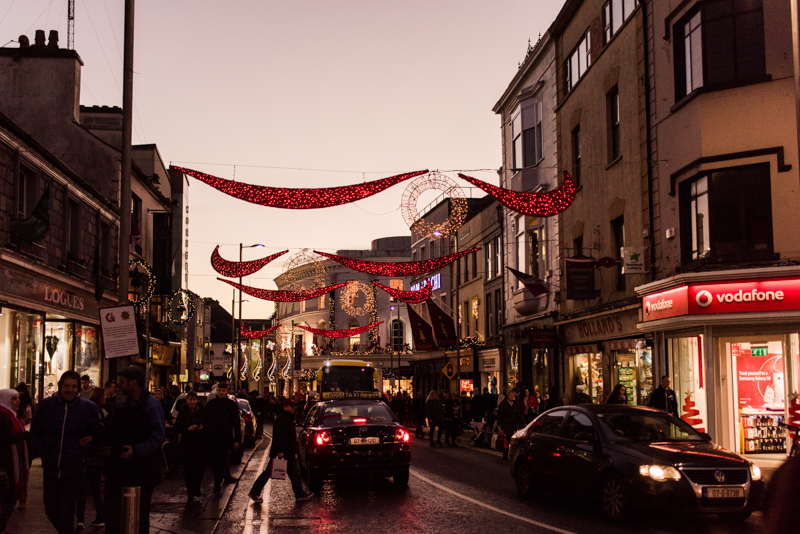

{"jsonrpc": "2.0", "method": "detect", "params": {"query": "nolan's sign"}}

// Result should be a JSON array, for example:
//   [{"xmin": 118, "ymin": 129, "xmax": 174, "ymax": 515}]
[{"xmin": 642, "ymin": 277, "xmax": 800, "ymax": 321}]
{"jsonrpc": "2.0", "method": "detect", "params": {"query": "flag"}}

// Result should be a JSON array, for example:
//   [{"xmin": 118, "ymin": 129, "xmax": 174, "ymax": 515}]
[
  {"xmin": 407, "ymin": 305, "xmax": 437, "ymax": 351},
  {"xmin": 506, "ymin": 266, "xmax": 550, "ymax": 298},
  {"xmin": 426, "ymin": 299, "xmax": 458, "ymax": 348},
  {"xmin": 11, "ymin": 184, "xmax": 50, "ymax": 243}
]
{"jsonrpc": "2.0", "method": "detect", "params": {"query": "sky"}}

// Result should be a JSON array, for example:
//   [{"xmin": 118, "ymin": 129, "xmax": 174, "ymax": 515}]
[{"xmin": 1, "ymin": 0, "xmax": 565, "ymax": 319}]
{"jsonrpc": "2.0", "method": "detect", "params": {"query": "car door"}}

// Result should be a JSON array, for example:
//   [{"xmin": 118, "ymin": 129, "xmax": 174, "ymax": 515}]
[
  {"xmin": 298, "ymin": 406, "xmax": 319, "ymax": 466},
  {"xmin": 527, "ymin": 409, "xmax": 570, "ymax": 486},
  {"xmin": 557, "ymin": 410, "xmax": 600, "ymax": 495}
]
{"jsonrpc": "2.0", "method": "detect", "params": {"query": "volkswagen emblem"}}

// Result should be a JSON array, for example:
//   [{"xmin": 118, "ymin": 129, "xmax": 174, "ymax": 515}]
[{"xmin": 714, "ymin": 470, "xmax": 726, "ymax": 483}]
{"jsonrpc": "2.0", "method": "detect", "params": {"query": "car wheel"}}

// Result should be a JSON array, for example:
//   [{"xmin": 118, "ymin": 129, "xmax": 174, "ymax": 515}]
[
  {"xmin": 600, "ymin": 474, "xmax": 629, "ymax": 521},
  {"xmin": 718, "ymin": 512, "xmax": 751, "ymax": 522},
  {"xmin": 393, "ymin": 468, "xmax": 410, "ymax": 488},
  {"xmin": 307, "ymin": 469, "xmax": 323, "ymax": 492},
  {"xmin": 515, "ymin": 460, "xmax": 538, "ymax": 498}
]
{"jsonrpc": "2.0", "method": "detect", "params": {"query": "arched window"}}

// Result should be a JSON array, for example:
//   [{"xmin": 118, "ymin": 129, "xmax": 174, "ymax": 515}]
[{"xmin": 391, "ymin": 319, "xmax": 404, "ymax": 352}]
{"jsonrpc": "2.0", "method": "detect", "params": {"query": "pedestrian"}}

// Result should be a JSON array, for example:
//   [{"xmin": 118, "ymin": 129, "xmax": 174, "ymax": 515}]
[
  {"xmin": 412, "ymin": 391, "xmax": 425, "ymax": 438},
  {"xmin": 0, "ymin": 389, "xmax": 29, "ymax": 534},
  {"xmin": 444, "ymin": 392, "xmax": 461, "ymax": 447},
  {"xmin": 104, "ymin": 366, "xmax": 165, "ymax": 534},
  {"xmin": 29, "ymin": 371, "xmax": 104, "ymax": 534},
  {"xmin": 606, "ymin": 384, "xmax": 628, "ymax": 405},
  {"xmin": 76, "ymin": 387, "xmax": 109, "ymax": 530},
  {"xmin": 248, "ymin": 399, "xmax": 313, "ymax": 503},
  {"xmin": 526, "ymin": 387, "xmax": 540, "ymax": 421},
  {"xmin": 517, "ymin": 387, "xmax": 530, "ymax": 421},
  {"xmin": 153, "ymin": 387, "xmax": 173, "ymax": 425},
  {"xmin": 425, "ymin": 390, "xmax": 444, "ymax": 447},
  {"xmin": 204, "ymin": 381, "xmax": 242, "ymax": 496},
  {"xmin": 103, "ymin": 380, "xmax": 117, "ymax": 416},
  {"xmin": 389, "ymin": 393, "xmax": 405, "ymax": 422},
  {"xmin": 78, "ymin": 375, "xmax": 93, "ymax": 399},
  {"xmin": 496, "ymin": 389, "xmax": 526, "ymax": 460},
  {"xmin": 575, "ymin": 384, "xmax": 592, "ymax": 404},
  {"xmin": 648, "ymin": 375, "xmax": 679, "ymax": 418},
  {"xmin": 544, "ymin": 386, "xmax": 563, "ymax": 411},
  {"xmin": 12, "ymin": 383, "xmax": 32, "ymax": 510},
  {"xmin": 174, "ymin": 390, "xmax": 206, "ymax": 502}
]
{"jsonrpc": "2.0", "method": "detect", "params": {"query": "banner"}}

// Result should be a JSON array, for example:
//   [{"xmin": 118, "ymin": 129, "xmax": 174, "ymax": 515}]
[
  {"xmin": 407, "ymin": 306, "xmax": 437, "ymax": 351},
  {"xmin": 426, "ymin": 299, "xmax": 458, "ymax": 348}
]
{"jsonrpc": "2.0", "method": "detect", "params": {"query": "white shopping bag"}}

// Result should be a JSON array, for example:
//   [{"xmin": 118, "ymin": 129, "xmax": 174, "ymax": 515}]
[{"xmin": 270, "ymin": 458, "xmax": 288, "ymax": 480}]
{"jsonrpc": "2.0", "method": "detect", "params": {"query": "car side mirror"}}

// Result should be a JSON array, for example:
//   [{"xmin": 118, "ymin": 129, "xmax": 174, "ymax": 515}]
[{"xmin": 700, "ymin": 432, "xmax": 712, "ymax": 442}]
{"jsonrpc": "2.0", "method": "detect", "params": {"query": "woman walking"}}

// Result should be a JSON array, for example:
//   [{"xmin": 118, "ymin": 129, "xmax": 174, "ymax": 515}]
[
  {"xmin": 174, "ymin": 391, "xmax": 207, "ymax": 502},
  {"xmin": 0, "ymin": 389, "xmax": 29, "ymax": 534}
]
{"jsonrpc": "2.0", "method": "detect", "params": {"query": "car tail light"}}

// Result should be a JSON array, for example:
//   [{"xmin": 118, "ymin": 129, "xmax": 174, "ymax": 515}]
[
  {"xmin": 394, "ymin": 428, "xmax": 410, "ymax": 443},
  {"xmin": 353, "ymin": 418, "xmax": 367, "ymax": 424},
  {"xmin": 316, "ymin": 430, "xmax": 332, "ymax": 446}
]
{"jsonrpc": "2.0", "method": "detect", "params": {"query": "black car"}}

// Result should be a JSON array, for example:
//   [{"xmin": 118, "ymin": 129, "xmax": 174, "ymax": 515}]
[
  {"xmin": 509, "ymin": 405, "xmax": 765, "ymax": 521},
  {"xmin": 298, "ymin": 399, "xmax": 411, "ymax": 491}
]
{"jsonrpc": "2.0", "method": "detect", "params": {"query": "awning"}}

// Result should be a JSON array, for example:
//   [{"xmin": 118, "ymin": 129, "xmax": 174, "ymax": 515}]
[
  {"xmin": 565, "ymin": 344, "xmax": 599, "ymax": 355},
  {"xmin": 608, "ymin": 339, "xmax": 647, "ymax": 351}
]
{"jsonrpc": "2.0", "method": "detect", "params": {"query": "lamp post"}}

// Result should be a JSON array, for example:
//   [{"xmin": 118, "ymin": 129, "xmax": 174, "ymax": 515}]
[
  {"xmin": 390, "ymin": 303, "xmax": 400, "ymax": 394},
  {"xmin": 232, "ymin": 243, "xmax": 263, "ymax": 392}
]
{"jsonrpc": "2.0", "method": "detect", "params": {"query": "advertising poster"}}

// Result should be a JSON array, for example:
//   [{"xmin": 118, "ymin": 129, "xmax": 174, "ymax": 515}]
[{"xmin": 734, "ymin": 343, "xmax": 785, "ymax": 411}]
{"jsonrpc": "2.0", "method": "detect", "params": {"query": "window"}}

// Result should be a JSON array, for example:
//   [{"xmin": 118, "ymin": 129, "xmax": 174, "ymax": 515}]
[
  {"xmin": 675, "ymin": 0, "xmax": 766, "ymax": 100},
  {"xmin": 494, "ymin": 236, "xmax": 501, "ymax": 276},
  {"xmin": 522, "ymin": 101, "xmax": 544, "ymax": 166},
  {"xmin": 318, "ymin": 294, "xmax": 326, "ymax": 309},
  {"xmin": 485, "ymin": 292, "xmax": 493, "ymax": 336},
  {"xmin": 348, "ymin": 318, "xmax": 360, "ymax": 351},
  {"xmin": 464, "ymin": 253, "xmax": 470, "ymax": 280},
  {"xmin": 472, "ymin": 297, "xmax": 479, "ymax": 333},
  {"xmin": 563, "ymin": 412, "xmax": 597, "ymax": 440},
  {"xmin": 463, "ymin": 300, "xmax": 470, "ymax": 337},
  {"xmin": 456, "ymin": 257, "xmax": 461, "ymax": 286},
  {"xmin": 391, "ymin": 319, "xmax": 404, "ymax": 352},
  {"xmin": 485, "ymin": 241, "xmax": 493, "ymax": 280},
  {"xmin": 572, "ymin": 125, "xmax": 581, "ymax": 186},
  {"xmin": 471, "ymin": 251, "xmax": 478, "ymax": 280},
  {"xmin": 131, "ymin": 193, "xmax": 142, "ymax": 254},
  {"xmin": 429, "ymin": 240, "xmax": 435, "ymax": 258},
  {"xmin": 512, "ymin": 111, "xmax": 523, "ymax": 171},
  {"xmin": 565, "ymin": 30, "xmax": 591, "ymax": 93},
  {"xmin": 608, "ymin": 87, "xmax": 621, "ymax": 161},
  {"xmin": 515, "ymin": 216, "xmax": 525, "ymax": 288},
  {"xmin": 680, "ymin": 163, "xmax": 773, "ymax": 262},
  {"xmin": 603, "ymin": 0, "xmax": 639, "ymax": 44},
  {"xmin": 420, "ymin": 245, "xmax": 425, "ymax": 261},
  {"xmin": 528, "ymin": 228, "xmax": 541, "ymax": 279},
  {"xmin": 16, "ymin": 165, "xmax": 38, "ymax": 219},
  {"xmin": 612, "ymin": 216, "xmax": 625, "ymax": 291},
  {"xmin": 99, "ymin": 220, "xmax": 111, "ymax": 275},
  {"xmin": 532, "ymin": 409, "xmax": 569, "ymax": 435},
  {"xmin": 494, "ymin": 290, "xmax": 502, "ymax": 334},
  {"xmin": 67, "ymin": 198, "xmax": 81, "ymax": 258}
]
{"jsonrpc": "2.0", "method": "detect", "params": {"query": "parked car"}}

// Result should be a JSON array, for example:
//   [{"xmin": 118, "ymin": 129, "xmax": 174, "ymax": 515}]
[
  {"xmin": 238, "ymin": 398, "xmax": 257, "ymax": 447},
  {"xmin": 298, "ymin": 399, "xmax": 411, "ymax": 491},
  {"xmin": 509, "ymin": 405, "xmax": 764, "ymax": 522}
]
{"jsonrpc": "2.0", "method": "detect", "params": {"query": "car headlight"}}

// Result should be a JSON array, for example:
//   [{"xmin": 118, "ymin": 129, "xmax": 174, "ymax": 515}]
[
  {"xmin": 749, "ymin": 463, "xmax": 762, "ymax": 481},
  {"xmin": 639, "ymin": 464, "xmax": 681, "ymax": 481}
]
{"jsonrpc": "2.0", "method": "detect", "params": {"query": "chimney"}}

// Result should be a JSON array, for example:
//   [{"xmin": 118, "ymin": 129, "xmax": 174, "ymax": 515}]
[
  {"xmin": 48, "ymin": 30, "xmax": 59, "ymax": 49},
  {"xmin": 18, "ymin": 35, "xmax": 29, "ymax": 48},
  {"xmin": 34, "ymin": 30, "xmax": 46, "ymax": 47}
]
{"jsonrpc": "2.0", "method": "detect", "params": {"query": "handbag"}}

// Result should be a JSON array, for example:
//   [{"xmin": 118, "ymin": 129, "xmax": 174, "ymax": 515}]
[{"xmin": 270, "ymin": 458, "xmax": 288, "ymax": 480}]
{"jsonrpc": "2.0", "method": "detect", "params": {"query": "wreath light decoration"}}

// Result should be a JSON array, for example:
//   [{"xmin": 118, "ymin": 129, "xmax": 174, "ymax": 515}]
[
  {"xmin": 341, "ymin": 281, "xmax": 376, "ymax": 317},
  {"xmin": 282, "ymin": 249, "xmax": 326, "ymax": 292},
  {"xmin": 128, "ymin": 260, "xmax": 155, "ymax": 308},
  {"xmin": 401, "ymin": 172, "xmax": 468, "ymax": 239},
  {"xmin": 168, "ymin": 289, "xmax": 195, "ymax": 325}
]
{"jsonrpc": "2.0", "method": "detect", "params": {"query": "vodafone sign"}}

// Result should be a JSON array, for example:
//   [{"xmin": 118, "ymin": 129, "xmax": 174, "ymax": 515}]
[{"xmin": 642, "ymin": 278, "xmax": 800, "ymax": 321}]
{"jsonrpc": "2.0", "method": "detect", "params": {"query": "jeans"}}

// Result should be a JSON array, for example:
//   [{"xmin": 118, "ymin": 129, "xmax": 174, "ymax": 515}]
[
  {"xmin": 250, "ymin": 457, "xmax": 307, "ymax": 498},
  {"xmin": 43, "ymin": 474, "xmax": 82, "ymax": 534},
  {"xmin": 0, "ymin": 493, "xmax": 17, "ymax": 532},
  {"xmin": 209, "ymin": 440, "xmax": 233, "ymax": 487},
  {"xmin": 104, "ymin": 483, "xmax": 153, "ymax": 534},
  {"xmin": 429, "ymin": 422, "xmax": 443, "ymax": 444},
  {"xmin": 184, "ymin": 455, "xmax": 205, "ymax": 497},
  {"xmin": 77, "ymin": 466, "xmax": 105, "ymax": 523}
]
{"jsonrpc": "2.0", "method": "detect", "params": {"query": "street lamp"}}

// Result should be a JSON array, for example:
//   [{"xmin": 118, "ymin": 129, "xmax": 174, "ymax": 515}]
[
  {"xmin": 231, "ymin": 243, "xmax": 263, "ymax": 392},
  {"xmin": 390, "ymin": 302, "xmax": 401, "ymax": 394}
]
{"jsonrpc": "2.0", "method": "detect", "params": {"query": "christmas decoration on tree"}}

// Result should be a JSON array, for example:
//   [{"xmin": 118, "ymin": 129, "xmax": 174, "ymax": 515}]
[
  {"xmin": 680, "ymin": 393, "xmax": 705, "ymax": 433},
  {"xmin": 457, "ymin": 171, "xmax": 576, "ymax": 216},
  {"xmin": 218, "ymin": 278, "xmax": 347, "ymax": 302},
  {"xmin": 282, "ymin": 249, "xmax": 326, "ymax": 292},
  {"xmin": 168, "ymin": 289, "xmax": 195, "ymax": 325},
  {"xmin": 341, "ymin": 281, "xmax": 376, "ymax": 317},
  {"xmin": 296, "ymin": 322, "xmax": 383, "ymax": 338},
  {"xmin": 241, "ymin": 323, "xmax": 281, "ymax": 340},
  {"xmin": 401, "ymin": 172, "xmax": 468, "ymax": 239},
  {"xmin": 172, "ymin": 166, "xmax": 428, "ymax": 209},
  {"xmin": 211, "ymin": 246, "xmax": 288, "ymax": 277},
  {"xmin": 128, "ymin": 260, "xmax": 156, "ymax": 309},
  {"xmin": 329, "ymin": 290, "xmax": 337, "ymax": 330},
  {"xmin": 372, "ymin": 281, "xmax": 431, "ymax": 303},
  {"xmin": 314, "ymin": 248, "xmax": 479, "ymax": 277}
]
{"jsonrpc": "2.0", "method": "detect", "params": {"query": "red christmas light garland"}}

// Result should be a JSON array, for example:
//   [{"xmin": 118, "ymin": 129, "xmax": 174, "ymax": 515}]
[
  {"xmin": 296, "ymin": 322, "xmax": 383, "ymax": 338},
  {"xmin": 314, "ymin": 248, "xmax": 479, "ymax": 277},
  {"xmin": 241, "ymin": 323, "xmax": 281, "ymax": 340},
  {"xmin": 218, "ymin": 278, "xmax": 347, "ymax": 302},
  {"xmin": 372, "ymin": 281, "xmax": 432, "ymax": 303},
  {"xmin": 211, "ymin": 246, "xmax": 288, "ymax": 277},
  {"xmin": 172, "ymin": 166, "xmax": 429, "ymax": 209},
  {"xmin": 457, "ymin": 171, "xmax": 576, "ymax": 216}
]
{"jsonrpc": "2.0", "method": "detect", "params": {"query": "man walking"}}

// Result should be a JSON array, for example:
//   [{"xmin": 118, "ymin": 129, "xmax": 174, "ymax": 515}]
[
  {"xmin": 79, "ymin": 374, "xmax": 94, "ymax": 399},
  {"xmin": 205, "ymin": 381, "xmax": 242, "ymax": 496},
  {"xmin": 249, "ymin": 399, "xmax": 313, "ymax": 502},
  {"xmin": 648, "ymin": 375, "xmax": 679, "ymax": 418},
  {"xmin": 104, "ymin": 366, "xmax": 165, "ymax": 534},
  {"xmin": 30, "ymin": 370, "xmax": 104, "ymax": 534}
]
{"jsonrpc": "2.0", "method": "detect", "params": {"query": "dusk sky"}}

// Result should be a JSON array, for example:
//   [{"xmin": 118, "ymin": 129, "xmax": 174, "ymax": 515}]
[{"xmin": 2, "ymin": 0, "xmax": 564, "ymax": 319}]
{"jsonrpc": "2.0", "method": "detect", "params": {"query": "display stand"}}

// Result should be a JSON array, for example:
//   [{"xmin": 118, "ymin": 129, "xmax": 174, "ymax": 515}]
[{"xmin": 740, "ymin": 413, "xmax": 786, "ymax": 453}]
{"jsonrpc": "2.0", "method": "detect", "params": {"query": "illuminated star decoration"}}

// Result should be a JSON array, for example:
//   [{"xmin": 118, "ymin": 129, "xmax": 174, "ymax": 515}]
[
  {"xmin": 241, "ymin": 323, "xmax": 282, "ymax": 340},
  {"xmin": 296, "ymin": 322, "xmax": 383, "ymax": 338},
  {"xmin": 218, "ymin": 278, "xmax": 347, "ymax": 302},
  {"xmin": 172, "ymin": 166, "xmax": 429, "ymax": 209},
  {"xmin": 372, "ymin": 281, "xmax": 432, "ymax": 304},
  {"xmin": 456, "ymin": 171, "xmax": 577, "ymax": 216},
  {"xmin": 314, "ymin": 248, "xmax": 479, "ymax": 277},
  {"xmin": 211, "ymin": 246, "xmax": 288, "ymax": 277}
]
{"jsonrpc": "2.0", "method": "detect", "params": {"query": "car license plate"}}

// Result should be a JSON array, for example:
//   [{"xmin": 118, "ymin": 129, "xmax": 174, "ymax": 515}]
[
  {"xmin": 350, "ymin": 437, "xmax": 380, "ymax": 445},
  {"xmin": 704, "ymin": 487, "xmax": 744, "ymax": 499}
]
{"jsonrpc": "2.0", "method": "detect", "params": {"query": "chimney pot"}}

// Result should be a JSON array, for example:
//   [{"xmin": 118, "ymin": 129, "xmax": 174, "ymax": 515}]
[
  {"xmin": 34, "ymin": 30, "xmax": 46, "ymax": 47},
  {"xmin": 18, "ymin": 35, "xmax": 29, "ymax": 48},
  {"xmin": 48, "ymin": 30, "xmax": 59, "ymax": 48}
]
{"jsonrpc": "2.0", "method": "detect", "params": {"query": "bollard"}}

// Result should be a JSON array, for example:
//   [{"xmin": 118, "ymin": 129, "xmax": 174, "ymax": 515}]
[{"xmin": 121, "ymin": 486, "xmax": 141, "ymax": 534}]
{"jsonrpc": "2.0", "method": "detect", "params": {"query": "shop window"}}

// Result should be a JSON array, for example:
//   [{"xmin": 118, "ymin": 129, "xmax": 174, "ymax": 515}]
[
  {"xmin": 674, "ymin": 0, "xmax": 766, "ymax": 101},
  {"xmin": 576, "ymin": 352, "xmax": 604, "ymax": 403},
  {"xmin": 572, "ymin": 125, "xmax": 581, "ymax": 186},
  {"xmin": 44, "ymin": 321, "xmax": 74, "ymax": 396},
  {"xmin": 73, "ymin": 324, "xmax": 100, "ymax": 388},
  {"xmin": 607, "ymin": 86, "xmax": 621, "ymax": 162},
  {"xmin": 679, "ymin": 163, "xmax": 773, "ymax": 263},
  {"xmin": 613, "ymin": 346, "xmax": 652, "ymax": 405},
  {"xmin": 2, "ymin": 311, "xmax": 43, "ymax": 396},
  {"xmin": 603, "ymin": 0, "xmax": 639, "ymax": 44},
  {"xmin": 669, "ymin": 336, "xmax": 708, "ymax": 434},
  {"xmin": 565, "ymin": 30, "xmax": 591, "ymax": 93}
]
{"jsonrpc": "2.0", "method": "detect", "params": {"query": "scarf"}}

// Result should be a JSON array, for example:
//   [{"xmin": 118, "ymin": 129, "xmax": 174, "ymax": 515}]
[{"xmin": 0, "ymin": 389, "xmax": 29, "ymax": 491}]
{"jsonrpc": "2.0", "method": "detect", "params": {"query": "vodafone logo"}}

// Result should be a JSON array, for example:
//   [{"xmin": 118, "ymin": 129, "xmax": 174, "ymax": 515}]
[
  {"xmin": 696, "ymin": 290, "xmax": 713, "ymax": 308},
  {"xmin": 644, "ymin": 301, "xmax": 650, "ymax": 315},
  {"xmin": 645, "ymin": 299, "xmax": 673, "ymax": 315}
]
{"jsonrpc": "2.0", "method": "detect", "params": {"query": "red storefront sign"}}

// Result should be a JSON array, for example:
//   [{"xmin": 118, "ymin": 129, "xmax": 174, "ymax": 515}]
[{"xmin": 643, "ymin": 278, "xmax": 800, "ymax": 321}]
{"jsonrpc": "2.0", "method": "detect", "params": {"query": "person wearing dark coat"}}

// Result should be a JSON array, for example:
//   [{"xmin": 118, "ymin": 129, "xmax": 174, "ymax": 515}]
[
  {"xmin": 0, "ymin": 389, "xmax": 28, "ymax": 534},
  {"xmin": 174, "ymin": 391, "xmax": 207, "ymax": 501},
  {"xmin": 496, "ymin": 389, "xmax": 526, "ymax": 460},
  {"xmin": 648, "ymin": 375, "xmax": 679, "ymax": 418},
  {"xmin": 425, "ymin": 391, "xmax": 445, "ymax": 447},
  {"xmin": 248, "ymin": 399, "xmax": 312, "ymax": 502},
  {"xmin": 543, "ymin": 386, "xmax": 563, "ymax": 411},
  {"xmin": 443, "ymin": 393, "xmax": 461, "ymax": 447},
  {"xmin": 204, "ymin": 381, "xmax": 242, "ymax": 495},
  {"xmin": 606, "ymin": 384, "xmax": 629, "ymax": 405},
  {"xmin": 412, "ymin": 391, "xmax": 426, "ymax": 438}
]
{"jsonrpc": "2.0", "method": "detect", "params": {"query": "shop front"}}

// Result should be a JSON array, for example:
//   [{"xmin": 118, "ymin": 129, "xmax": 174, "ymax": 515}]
[
  {"xmin": 503, "ymin": 325, "xmax": 558, "ymax": 398},
  {"xmin": 477, "ymin": 348, "xmax": 502, "ymax": 394},
  {"xmin": 638, "ymin": 269, "xmax": 800, "ymax": 459}
]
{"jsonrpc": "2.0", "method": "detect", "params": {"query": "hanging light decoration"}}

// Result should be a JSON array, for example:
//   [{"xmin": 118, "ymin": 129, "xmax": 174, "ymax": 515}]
[
  {"xmin": 457, "ymin": 171, "xmax": 576, "ymax": 216},
  {"xmin": 400, "ymin": 172, "xmax": 468, "ymax": 239},
  {"xmin": 281, "ymin": 249, "xmax": 326, "ymax": 292},
  {"xmin": 217, "ymin": 278, "xmax": 347, "ymax": 302},
  {"xmin": 340, "ymin": 281, "xmax": 376, "ymax": 317},
  {"xmin": 168, "ymin": 289, "xmax": 195, "ymax": 325},
  {"xmin": 268, "ymin": 353, "xmax": 277, "ymax": 382},
  {"xmin": 372, "ymin": 281, "xmax": 431, "ymax": 304},
  {"xmin": 240, "ymin": 351, "xmax": 248, "ymax": 382},
  {"xmin": 241, "ymin": 323, "xmax": 281, "ymax": 340},
  {"xmin": 171, "ymin": 166, "xmax": 428, "ymax": 209},
  {"xmin": 296, "ymin": 322, "xmax": 383, "ymax": 338},
  {"xmin": 211, "ymin": 246, "xmax": 288, "ymax": 277},
  {"xmin": 128, "ymin": 260, "xmax": 155, "ymax": 309},
  {"xmin": 252, "ymin": 355, "xmax": 262, "ymax": 381},
  {"xmin": 314, "ymin": 248, "xmax": 479, "ymax": 277}
]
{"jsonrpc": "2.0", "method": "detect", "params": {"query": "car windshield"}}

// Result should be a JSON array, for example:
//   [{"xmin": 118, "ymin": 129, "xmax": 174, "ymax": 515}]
[
  {"xmin": 596, "ymin": 411, "xmax": 705, "ymax": 442},
  {"xmin": 320, "ymin": 403, "xmax": 395, "ymax": 427}
]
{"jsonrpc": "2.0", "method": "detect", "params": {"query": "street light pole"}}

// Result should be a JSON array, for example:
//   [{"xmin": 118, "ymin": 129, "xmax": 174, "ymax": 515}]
[{"xmin": 238, "ymin": 243, "xmax": 243, "ymax": 394}]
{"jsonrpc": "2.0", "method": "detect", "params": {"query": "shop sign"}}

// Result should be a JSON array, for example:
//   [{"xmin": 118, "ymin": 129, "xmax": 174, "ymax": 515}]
[
  {"xmin": 2, "ymin": 266, "xmax": 103, "ymax": 319},
  {"xmin": 479, "ymin": 352, "xmax": 501, "ymax": 372},
  {"xmin": 565, "ymin": 256, "xmax": 596, "ymax": 300},
  {"xmin": 621, "ymin": 247, "xmax": 644, "ymax": 274},
  {"xmin": 529, "ymin": 328, "xmax": 558, "ymax": 347},
  {"xmin": 562, "ymin": 309, "xmax": 640, "ymax": 344},
  {"xmin": 100, "ymin": 305, "xmax": 140, "ymax": 359},
  {"xmin": 410, "ymin": 272, "xmax": 441, "ymax": 292}
]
